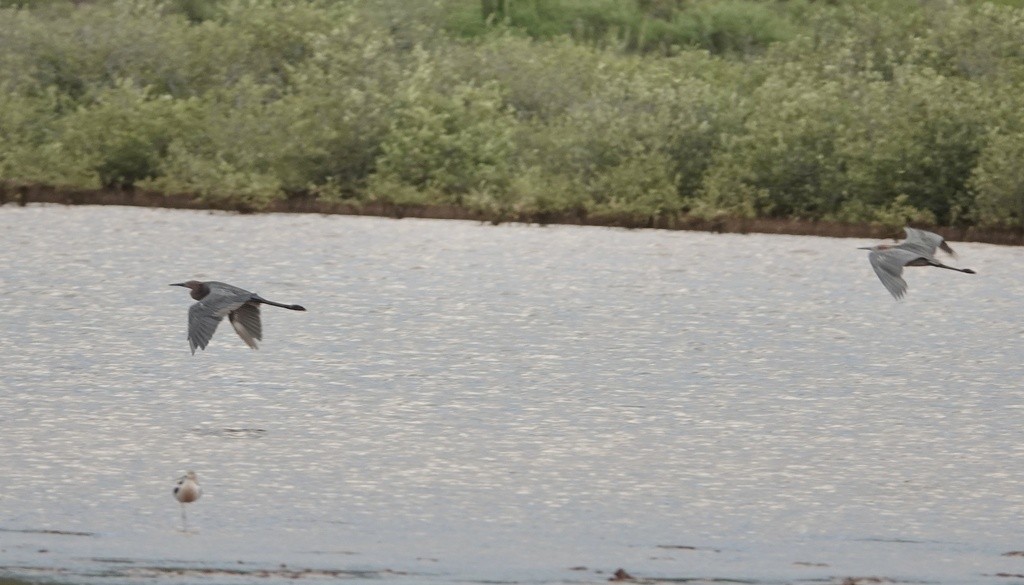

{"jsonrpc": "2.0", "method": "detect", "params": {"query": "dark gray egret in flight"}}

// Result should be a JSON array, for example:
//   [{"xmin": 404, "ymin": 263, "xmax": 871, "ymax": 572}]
[
  {"xmin": 859, "ymin": 227, "xmax": 975, "ymax": 299},
  {"xmin": 170, "ymin": 280, "xmax": 306, "ymax": 354}
]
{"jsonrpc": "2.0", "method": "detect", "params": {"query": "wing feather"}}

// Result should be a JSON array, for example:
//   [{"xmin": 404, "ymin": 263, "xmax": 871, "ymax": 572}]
[
  {"xmin": 868, "ymin": 250, "xmax": 910, "ymax": 299},
  {"xmin": 228, "ymin": 302, "xmax": 262, "ymax": 350},
  {"xmin": 900, "ymin": 227, "xmax": 955, "ymax": 258},
  {"xmin": 187, "ymin": 302, "xmax": 224, "ymax": 354}
]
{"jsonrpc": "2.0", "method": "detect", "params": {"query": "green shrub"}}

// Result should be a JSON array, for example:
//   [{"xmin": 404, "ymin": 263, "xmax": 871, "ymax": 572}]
[
  {"xmin": 908, "ymin": 3, "xmax": 1024, "ymax": 82},
  {"xmin": 505, "ymin": 165, "xmax": 587, "ymax": 219},
  {"xmin": 464, "ymin": 0, "xmax": 642, "ymax": 41},
  {"xmin": 447, "ymin": 33, "xmax": 608, "ymax": 122},
  {"xmin": 3, "ymin": 0, "xmax": 1024, "ymax": 227},
  {"xmin": 448, "ymin": 0, "xmax": 795, "ymax": 55},
  {"xmin": 969, "ymin": 131, "xmax": 1024, "ymax": 229},
  {"xmin": 696, "ymin": 73, "xmax": 853, "ymax": 219},
  {"xmin": 835, "ymin": 68, "xmax": 989, "ymax": 225},
  {"xmin": 696, "ymin": 57, "xmax": 991, "ymax": 225},
  {"xmin": 0, "ymin": 2, "xmax": 194, "ymax": 98},
  {"xmin": 137, "ymin": 79, "xmax": 284, "ymax": 207},
  {"xmin": 2, "ymin": 82, "xmax": 198, "ymax": 189},
  {"xmin": 671, "ymin": 1, "xmax": 795, "ymax": 56},
  {"xmin": 0, "ymin": 86, "xmax": 66, "ymax": 184},
  {"xmin": 368, "ymin": 61, "xmax": 519, "ymax": 208},
  {"xmin": 145, "ymin": 141, "xmax": 281, "ymax": 210}
]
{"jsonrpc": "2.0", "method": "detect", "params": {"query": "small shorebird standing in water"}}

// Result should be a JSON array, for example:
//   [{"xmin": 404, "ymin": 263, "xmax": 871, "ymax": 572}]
[
  {"xmin": 170, "ymin": 280, "xmax": 306, "ymax": 354},
  {"xmin": 859, "ymin": 227, "xmax": 976, "ymax": 299},
  {"xmin": 173, "ymin": 471, "xmax": 202, "ymax": 530}
]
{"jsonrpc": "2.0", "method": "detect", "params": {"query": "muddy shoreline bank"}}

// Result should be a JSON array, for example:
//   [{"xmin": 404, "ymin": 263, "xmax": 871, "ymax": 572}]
[{"xmin": 4, "ymin": 182, "xmax": 1022, "ymax": 245}]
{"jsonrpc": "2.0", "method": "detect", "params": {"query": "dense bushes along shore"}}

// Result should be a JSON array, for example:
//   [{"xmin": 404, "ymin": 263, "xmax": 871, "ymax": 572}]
[{"xmin": 3, "ymin": 0, "xmax": 1024, "ymax": 231}]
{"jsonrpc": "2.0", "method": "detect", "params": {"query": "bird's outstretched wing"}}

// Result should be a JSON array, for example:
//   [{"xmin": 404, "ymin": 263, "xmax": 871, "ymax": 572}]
[
  {"xmin": 228, "ymin": 302, "xmax": 262, "ymax": 350},
  {"xmin": 868, "ymin": 249, "xmax": 911, "ymax": 299},
  {"xmin": 187, "ymin": 302, "xmax": 224, "ymax": 354},
  {"xmin": 901, "ymin": 227, "xmax": 955, "ymax": 258}
]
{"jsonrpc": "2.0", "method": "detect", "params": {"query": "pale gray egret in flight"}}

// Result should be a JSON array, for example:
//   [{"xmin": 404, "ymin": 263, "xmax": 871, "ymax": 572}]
[{"xmin": 859, "ymin": 227, "xmax": 975, "ymax": 299}]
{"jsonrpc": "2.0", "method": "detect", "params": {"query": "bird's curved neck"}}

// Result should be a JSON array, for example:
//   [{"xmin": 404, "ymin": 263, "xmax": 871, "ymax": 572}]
[{"xmin": 191, "ymin": 283, "xmax": 210, "ymax": 301}]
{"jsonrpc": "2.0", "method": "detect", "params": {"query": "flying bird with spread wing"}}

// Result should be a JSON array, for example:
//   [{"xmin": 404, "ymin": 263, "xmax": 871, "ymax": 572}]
[
  {"xmin": 171, "ymin": 280, "xmax": 306, "ymax": 354},
  {"xmin": 859, "ymin": 227, "xmax": 975, "ymax": 299}
]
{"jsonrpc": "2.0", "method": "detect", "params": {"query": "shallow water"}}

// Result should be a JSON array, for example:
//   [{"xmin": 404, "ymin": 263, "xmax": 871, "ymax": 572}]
[{"xmin": 1, "ymin": 205, "xmax": 1024, "ymax": 585}]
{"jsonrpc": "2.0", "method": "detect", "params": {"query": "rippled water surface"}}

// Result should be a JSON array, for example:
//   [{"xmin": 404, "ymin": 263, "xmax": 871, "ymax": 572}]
[{"xmin": 2, "ymin": 205, "xmax": 1024, "ymax": 585}]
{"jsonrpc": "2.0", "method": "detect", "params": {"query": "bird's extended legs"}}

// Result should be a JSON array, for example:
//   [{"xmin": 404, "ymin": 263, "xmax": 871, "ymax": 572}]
[{"xmin": 929, "ymin": 261, "xmax": 976, "ymax": 274}]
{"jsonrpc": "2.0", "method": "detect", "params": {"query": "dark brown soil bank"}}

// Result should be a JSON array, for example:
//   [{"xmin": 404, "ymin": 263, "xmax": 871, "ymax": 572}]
[{"xmin": 4, "ymin": 182, "xmax": 1022, "ymax": 246}]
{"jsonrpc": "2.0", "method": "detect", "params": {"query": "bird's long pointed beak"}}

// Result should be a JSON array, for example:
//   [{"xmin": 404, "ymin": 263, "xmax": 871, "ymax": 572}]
[
  {"xmin": 857, "ymin": 246, "xmax": 872, "ymax": 250},
  {"xmin": 170, "ymin": 283, "xmax": 187, "ymax": 287}
]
